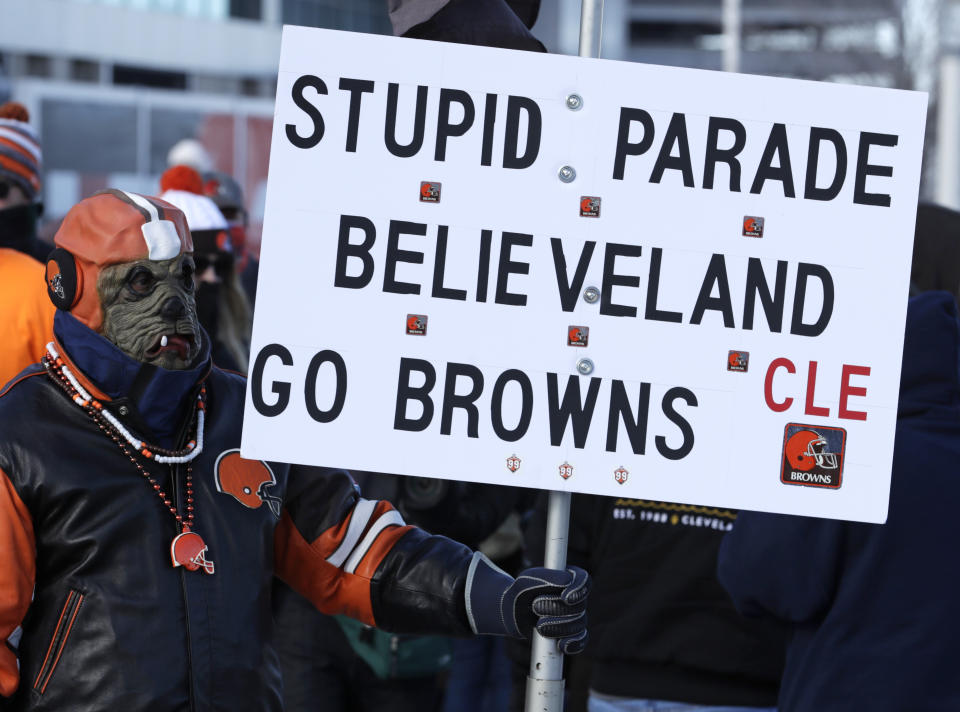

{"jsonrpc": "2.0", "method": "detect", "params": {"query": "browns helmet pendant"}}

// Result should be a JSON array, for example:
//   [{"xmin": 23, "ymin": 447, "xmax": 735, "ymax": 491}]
[{"xmin": 170, "ymin": 529, "xmax": 215, "ymax": 574}]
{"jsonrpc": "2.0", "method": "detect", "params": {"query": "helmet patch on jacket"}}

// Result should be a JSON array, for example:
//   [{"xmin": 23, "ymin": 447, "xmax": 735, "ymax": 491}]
[{"xmin": 214, "ymin": 449, "xmax": 281, "ymax": 517}]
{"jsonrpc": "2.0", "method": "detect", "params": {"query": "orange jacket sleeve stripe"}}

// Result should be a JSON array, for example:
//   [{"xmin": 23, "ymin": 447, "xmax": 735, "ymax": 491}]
[
  {"xmin": 274, "ymin": 498, "xmax": 407, "ymax": 626},
  {"xmin": 353, "ymin": 524, "xmax": 415, "ymax": 581}
]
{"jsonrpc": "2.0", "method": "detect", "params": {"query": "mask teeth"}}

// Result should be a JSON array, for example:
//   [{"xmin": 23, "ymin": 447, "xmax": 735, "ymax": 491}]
[{"xmin": 161, "ymin": 335, "xmax": 168, "ymax": 347}]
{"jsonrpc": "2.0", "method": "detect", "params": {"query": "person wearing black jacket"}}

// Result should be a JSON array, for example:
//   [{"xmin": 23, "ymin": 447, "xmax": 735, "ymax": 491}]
[
  {"xmin": 0, "ymin": 191, "xmax": 590, "ymax": 711},
  {"xmin": 520, "ymin": 494, "xmax": 785, "ymax": 711},
  {"xmin": 718, "ymin": 291, "xmax": 960, "ymax": 712}
]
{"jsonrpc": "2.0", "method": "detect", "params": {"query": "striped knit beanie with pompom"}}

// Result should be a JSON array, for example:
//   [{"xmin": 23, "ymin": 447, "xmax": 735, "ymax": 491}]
[{"xmin": 0, "ymin": 102, "xmax": 42, "ymax": 203}]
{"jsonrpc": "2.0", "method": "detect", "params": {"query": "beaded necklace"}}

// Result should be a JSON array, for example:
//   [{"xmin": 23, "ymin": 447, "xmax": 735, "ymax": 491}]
[{"xmin": 42, "ymin": 342, "xmax": 215, "ymax": 575}]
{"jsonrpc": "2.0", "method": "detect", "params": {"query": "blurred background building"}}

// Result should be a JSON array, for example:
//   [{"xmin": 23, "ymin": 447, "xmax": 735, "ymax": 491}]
[
  {"xmin": 0, "ymin": 0, "xmax": 389, "ymax": 247},
  {"xmin": 540, "ymin": 0, "xmax": 911, "ymax": 83},
  {"xmin": 0, "ymin": 0, "xmax": 954, "ymax": 248},
  {"xmin": 534, "ymin": 0, "xmax": 943, "ymax": 198}
]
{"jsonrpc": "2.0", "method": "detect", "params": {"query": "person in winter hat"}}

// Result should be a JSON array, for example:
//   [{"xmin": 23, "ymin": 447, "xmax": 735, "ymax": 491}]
[
  {"xmin": 0, "ymin": 101, "xmax": 55, "ymax": 385},
  {"xmin": 202, "ymin": 170, "xmax": 260, "ymax": 308},
  {"xmin": 160, "ymin": 165, "xmax": 252, "ymax": 371},
  {"xmin": 0, "ymin": 102, "xmax": 46, "ymax": 262}
]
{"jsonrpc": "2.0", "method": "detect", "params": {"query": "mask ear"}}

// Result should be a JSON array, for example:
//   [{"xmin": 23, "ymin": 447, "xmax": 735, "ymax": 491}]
[{"xmin": 45, "ymin": 247, "xmax": 82, "ymax": 310}]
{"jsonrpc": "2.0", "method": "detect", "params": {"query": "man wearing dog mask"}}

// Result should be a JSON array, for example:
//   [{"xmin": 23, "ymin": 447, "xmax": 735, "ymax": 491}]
[{"xmin": 0, "ymin": 190, "xmax": 590, "ymax": 711}]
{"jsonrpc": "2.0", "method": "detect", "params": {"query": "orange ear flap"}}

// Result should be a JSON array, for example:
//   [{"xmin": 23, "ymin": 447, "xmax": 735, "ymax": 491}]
[{"xmin": 45, "ymin": 248, "xmax": 82, "ymax": 310}]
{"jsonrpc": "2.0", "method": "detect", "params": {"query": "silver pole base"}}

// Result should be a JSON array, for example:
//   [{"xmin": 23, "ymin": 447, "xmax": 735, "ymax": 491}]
[{"xmin": 524, "ymin": 675, "xmax": 565, "ymax": 712}]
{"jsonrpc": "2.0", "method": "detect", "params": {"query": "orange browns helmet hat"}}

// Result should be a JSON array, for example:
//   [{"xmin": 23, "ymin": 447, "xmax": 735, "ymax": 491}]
[
  {"xmin": 47, "ymin": 190, "xmax": 192, "ymax": 331},
  {"xmin": 785, "ymin": 429, "xmax": 839, "ymax": 472},
  {"xmin": 214, "ymin": 449, "xmax": 282, "ymax": 517}
]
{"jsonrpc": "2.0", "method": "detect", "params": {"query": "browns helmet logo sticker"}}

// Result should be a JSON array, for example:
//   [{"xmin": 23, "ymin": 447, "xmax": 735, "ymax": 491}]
[
  {"xmin": 580, "ymin": 196, "xmax": 601, "ymax": 218},
  {"xmin": 506, "ymin": 454, "xmax": 521, "ymax": 472},
  {"xmin": 568, "ymin": 326, "xmax": 589, "ymax": 347},
  {"xmin": 50, "ymin": 273, "xmax": 64, "ymax": 300},
  {"xmin": 614, "ymin": 466, "xmax": 628, "ymax": 485},
  {"xmin": 214, "ymin": 449, "xmax": 282, "ymax": 517},
  {"xmin": 727, "ymin": 350, "xmax": 749, "ymax": 372},
  {"xmin": 742, "ymin": 215, "xmax": 764, "ymax": 238},
  {"xmin": 406, "ymin": 314, "xmax": 428, "ymax": 335},
  {"xmin": 420, "ymin": 181, "xmax": 441, "ymax": 202},
  {"xmin": 780, "ymin": 423, "xmax": 846, "ymax": 489},
  {"xmin": 559, "ymin": 462, "xmax": 573, "ymax": 480},
  {"xmin": 45, "ymin": 248, "xmax": 81, "ymax": 311},
  {"xmin": 45, "ymin": 259, "xmax": 65, "ymax": 299}
]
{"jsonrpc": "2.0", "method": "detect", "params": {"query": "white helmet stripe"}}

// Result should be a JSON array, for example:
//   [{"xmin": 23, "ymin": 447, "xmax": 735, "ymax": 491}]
[
  {"xmin": 123, "ymin": 190, "xmax": 160, "ymax": 222},
  {"xmin": 121, "ymin": 190, "xmax": 181, "ymax": 261}
]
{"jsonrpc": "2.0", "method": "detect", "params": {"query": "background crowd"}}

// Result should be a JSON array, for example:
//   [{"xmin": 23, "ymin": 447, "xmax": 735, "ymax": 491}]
[{"xmin": 1, "ymin": 1, "xmax": 959, "ymax": 711}]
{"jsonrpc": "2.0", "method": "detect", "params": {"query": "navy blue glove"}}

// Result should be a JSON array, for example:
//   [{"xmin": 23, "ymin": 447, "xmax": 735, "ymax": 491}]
[{"xmin": 465, "ymin": 553, "xmax": 590, "ymax": 654}]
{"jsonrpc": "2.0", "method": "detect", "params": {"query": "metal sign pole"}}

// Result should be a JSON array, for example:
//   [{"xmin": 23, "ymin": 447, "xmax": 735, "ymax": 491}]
[
  {"xmin": 525, "ymin": 6, "xmax": 603, "ymax": 711},
  {"xmin": 722, "ymin": 0, "xmax": 741, "ymax": 73},
  {"xmin": 524, "ymin": 490, "xmax": 572, "ymax": 712}
]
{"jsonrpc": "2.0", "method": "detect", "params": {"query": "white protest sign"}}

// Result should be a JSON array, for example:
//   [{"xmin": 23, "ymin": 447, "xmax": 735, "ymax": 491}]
[{"xmin": 241, "ymin": 26, "xmax": 927, "ymax": 524}]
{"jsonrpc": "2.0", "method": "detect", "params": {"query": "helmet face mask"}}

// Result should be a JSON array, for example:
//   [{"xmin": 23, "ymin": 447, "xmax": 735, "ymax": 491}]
[
  {"xmin": 806, "ymin": 436, "xmax": 838, "ymax": 469},
  {"xmin": 97, "ymin": 254, "xmax": 202, "ymax": 369}
]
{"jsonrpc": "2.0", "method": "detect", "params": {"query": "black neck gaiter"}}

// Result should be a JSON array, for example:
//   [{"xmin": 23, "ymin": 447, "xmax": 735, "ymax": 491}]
[
  {"xmin": 0, "ymin": 203, "xmax": 44, "ymax": 261},
  {"xmin": 196, "ymin": 281, "xmax": 221, "ymax": 338}
]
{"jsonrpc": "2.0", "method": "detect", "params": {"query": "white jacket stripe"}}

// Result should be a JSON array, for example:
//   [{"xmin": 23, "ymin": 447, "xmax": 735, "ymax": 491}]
[
  {"xmin": 325, "ymin": 498, "xmax": 378, "ymax": 569},
  {"xmin": 343, "ymin": 510, "xmax": 405, "ymax": 575}
]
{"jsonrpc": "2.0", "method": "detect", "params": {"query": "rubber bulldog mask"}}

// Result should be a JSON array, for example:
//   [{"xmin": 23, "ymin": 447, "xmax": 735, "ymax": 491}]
[{"xmin": 98, "ymin": 254, "xmax": 201, "ymax": 369}]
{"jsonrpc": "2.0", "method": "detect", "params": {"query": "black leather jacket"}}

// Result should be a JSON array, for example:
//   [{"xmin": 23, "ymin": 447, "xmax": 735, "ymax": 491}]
[{"xmin": 0, "ymin": 354, "xmax": 474, "ymax": 711}]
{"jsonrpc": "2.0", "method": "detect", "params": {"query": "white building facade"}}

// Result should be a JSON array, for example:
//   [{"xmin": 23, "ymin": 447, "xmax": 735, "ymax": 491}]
[{"xmin": 0, "ymin": 0, "xmax": 389, "ymax": 236}]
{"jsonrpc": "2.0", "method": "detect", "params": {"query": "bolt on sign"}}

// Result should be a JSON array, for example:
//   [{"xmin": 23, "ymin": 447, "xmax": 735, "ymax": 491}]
[{"xmin": 242, "ymin": 26, "xmax": 927, "ymax": 524}]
